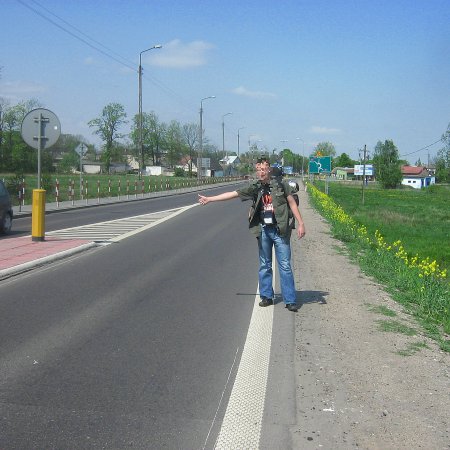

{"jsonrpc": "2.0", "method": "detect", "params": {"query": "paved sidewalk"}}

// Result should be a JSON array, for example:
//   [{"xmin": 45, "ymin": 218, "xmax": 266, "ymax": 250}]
[{"xmin": 0, "ymin": 236, "xmax": 96, "ymax": 279}]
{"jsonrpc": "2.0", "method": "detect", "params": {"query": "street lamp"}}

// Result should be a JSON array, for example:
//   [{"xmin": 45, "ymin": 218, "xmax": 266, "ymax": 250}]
[
  {"xmin": 296, "ymin": 137, "xmax": 305, "ymax": 179},
  {"xmin": 237, "ymin": 127, "xmax": 245, "ymax": 157},
  {"xmin": 248, "ymin": 135, "xmax": 261, "ymax": 164},
  {"xmin": 280, "ymin": 139, "xmax": 288, "ymax": 166},
  {"xmin": 198, "ymin": 96, "xmax": 216, "ymax": 180},
  {"xmin": 138, "ymin": 44, "xmax": 162, "ymax": 178},
  {"xmin": 222, "ymin": 112, "xmax": 233, "ymax": 157}
]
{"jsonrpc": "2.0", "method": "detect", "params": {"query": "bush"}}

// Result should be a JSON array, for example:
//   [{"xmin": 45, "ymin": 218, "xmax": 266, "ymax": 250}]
[{"xmin": 174, "ymin": 168, "xmax": 185, "ymax": 177}]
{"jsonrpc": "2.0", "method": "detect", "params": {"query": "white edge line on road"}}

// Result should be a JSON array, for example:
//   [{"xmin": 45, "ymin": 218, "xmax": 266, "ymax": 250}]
[{"xmin": 214, "ymin": 252, "xmax": 276, "ymax": 449}]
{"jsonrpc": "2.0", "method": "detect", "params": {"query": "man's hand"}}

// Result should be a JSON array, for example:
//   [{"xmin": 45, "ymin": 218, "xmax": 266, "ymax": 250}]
[
  {"xmin": 198, "ymin": 194, "xmax": 210, "ymax": 205},
  {"xmin": 296, "ymin": 221, "xmax": 306, "ymax": 239},
  {"xmin": 287, "ymin": 194, "xmax": 306, "ymax": 239},
  {"xmin": 198, "ymin": 191, "xmax": 239, "ymax": 205}
]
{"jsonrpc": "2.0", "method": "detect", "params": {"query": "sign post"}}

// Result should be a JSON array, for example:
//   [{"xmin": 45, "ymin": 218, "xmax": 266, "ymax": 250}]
[
  {"xmin": 309, "ymin": 156, "xmax": 332, "ymax": 174},
  {"xmin": 309, "ymin": 156, "xmax": 332, "ymax": 193},
  {"xmin": 21, "ymin": 108, "xmax": 61, "ymax": 241}
]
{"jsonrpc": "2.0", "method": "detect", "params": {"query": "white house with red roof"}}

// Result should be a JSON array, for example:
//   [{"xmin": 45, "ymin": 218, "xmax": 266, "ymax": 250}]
[{"xmin": 401, "ymin": 165, "xmax": 435, "ymax": 189}]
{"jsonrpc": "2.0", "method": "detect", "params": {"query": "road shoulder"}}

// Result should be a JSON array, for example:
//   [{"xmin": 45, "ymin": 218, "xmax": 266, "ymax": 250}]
[{"xmin": 290, "ymin": 187, "xmax": 449, "ymax": 449}]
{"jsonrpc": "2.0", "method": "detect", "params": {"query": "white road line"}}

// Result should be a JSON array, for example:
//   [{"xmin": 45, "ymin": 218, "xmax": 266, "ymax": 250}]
[
  {"xmin": 214, "ymin": 255, "xmax": 276, "ymax": 449},
  {"xmin": 46, "ymin": 204, "xmax": 197, "ymax": 242},
  {"xmin": 111, "ymin": 204, "xmax": 197, "ymax": 242}
]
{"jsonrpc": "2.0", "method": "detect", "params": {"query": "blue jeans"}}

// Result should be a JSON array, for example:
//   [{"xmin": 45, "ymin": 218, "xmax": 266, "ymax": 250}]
[{"xmin": 257, "ymin": 225, "xmax": 297, "ymax": 304}]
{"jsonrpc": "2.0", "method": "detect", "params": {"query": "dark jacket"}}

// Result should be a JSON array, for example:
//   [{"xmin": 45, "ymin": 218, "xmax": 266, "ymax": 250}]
[{"xmin": 237, "ymin": 179, "xmax": 294, "ymax": 237}]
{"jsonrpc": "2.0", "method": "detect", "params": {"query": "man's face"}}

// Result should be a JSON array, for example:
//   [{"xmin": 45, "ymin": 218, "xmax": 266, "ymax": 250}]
[{"xmin": 256, "ymin": 161, "xmax": 271, "ymax": 182}]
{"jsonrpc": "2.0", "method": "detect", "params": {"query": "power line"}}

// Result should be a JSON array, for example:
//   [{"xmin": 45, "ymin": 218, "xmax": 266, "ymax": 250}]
[
  {"xmin": 17, "ymin": 0, "xmax": 136, "ymax": 71},
  {"xmin": 17, "ymin": 0, "xmax": 197, "ymax": 117},
  {"xmin": 28, "ymin": 0, "xmax": 137, "ymax": 70},
  {"xmin": 400, "ymin": 138, "xmax": 443, "ymax": 157}
]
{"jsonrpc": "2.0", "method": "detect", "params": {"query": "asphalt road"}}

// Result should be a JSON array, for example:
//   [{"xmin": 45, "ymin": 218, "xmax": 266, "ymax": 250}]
[
  {"xmin": 8, "ymin": 188, "xmax": 227, "ymax": 236},
  {"xmin": 0, "ymin": 189, "xmax": 298, "ymax": 449}
]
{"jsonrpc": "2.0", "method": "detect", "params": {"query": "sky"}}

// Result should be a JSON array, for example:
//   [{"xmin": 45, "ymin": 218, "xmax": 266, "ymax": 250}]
[{"xmin": 1, "ymin": 0, "xmax": 449, "ymax": 164}]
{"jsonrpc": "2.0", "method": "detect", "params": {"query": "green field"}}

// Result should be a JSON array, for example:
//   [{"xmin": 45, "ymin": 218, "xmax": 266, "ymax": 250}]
[
  {"xmin": 309, "ymin": 181, "xmax": 449, "ymax": 349},
  {"xmin": 315, "ymin": 181, "xmax": 449, "ymax": 270}
]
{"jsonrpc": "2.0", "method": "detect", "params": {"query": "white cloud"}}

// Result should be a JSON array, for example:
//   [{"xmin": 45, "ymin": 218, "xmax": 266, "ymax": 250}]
[
  {"xmin": 310, "ymin": 126, "xmax": 341, "ymax": 134},
  {"xmin": 231, "ymin": 86, "xmax": 277, "ymax": 99},
  {"xmin": 148, "ymin": 39, "xmax": 214, "ymax": 68},
  {"xmin": 0, "ymin": 80, "xmax": 45, "ymax": 95},
  {"xmin": 0, "ymin": 80, "xmax": 46, "ymax": 101}
]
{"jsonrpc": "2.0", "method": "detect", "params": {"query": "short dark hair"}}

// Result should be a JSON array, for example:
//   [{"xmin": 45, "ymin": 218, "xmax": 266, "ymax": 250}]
[{"xmin": 256, "ymin": 157, "xmax": 270, "ymax": 164}]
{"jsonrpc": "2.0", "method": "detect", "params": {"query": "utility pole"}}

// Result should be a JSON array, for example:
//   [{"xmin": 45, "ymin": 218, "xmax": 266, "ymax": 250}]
[{"xmin": 362, "ymin": 144, "xmax": 367, "ymax": 205}]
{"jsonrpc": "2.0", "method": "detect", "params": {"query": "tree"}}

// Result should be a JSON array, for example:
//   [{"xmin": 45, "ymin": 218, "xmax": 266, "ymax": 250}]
[
  {"xmin": 373, "ymin": 140, "xmax": 403, "ymax": 188},
  {"xmin": 164, "ymin": 120, "xmax": 186, "ymax": 167},
  {"xmin": 333, "ymin": 152, "xmax": 355, "ymax": 168},
  {"xmin": 59, "ymin": 150, "xmax": 80, "ymax": 174},
  {"xmin": 434, "ymin": 123, "xmax": 450, "ymax": 183},
  {"xmin": 0, "ymin": 98, "xmax": 42, "ymax": 172},
  {"xmin": 88, "ymin": 103, "xmax": 127, "ymax": 173},
  {"xmin": 182, "ymin": 122, "xmax": 199, "ymax": 176},
  {"xmin": 280, "ymin": 148, "xmax": 294, "ymax": 167},
  {"xmin": 130, "ymin": 111, "xmax": 165, "ymax": 167},
  {"xmin": 313, "ymin": 141, "xmax": 336, "ymax": 157}
]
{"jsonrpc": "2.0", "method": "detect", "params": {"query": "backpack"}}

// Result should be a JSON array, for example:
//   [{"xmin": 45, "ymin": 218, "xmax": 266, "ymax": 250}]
[{"xmin": 287, "ymin": 180, "xmax": 300, "ymax": 206}]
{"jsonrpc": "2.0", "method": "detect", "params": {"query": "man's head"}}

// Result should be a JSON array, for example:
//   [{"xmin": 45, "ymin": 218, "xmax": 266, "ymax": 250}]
[{"xmin": 255, "ymin": 157, "xmax": 271, "ymax": 182}]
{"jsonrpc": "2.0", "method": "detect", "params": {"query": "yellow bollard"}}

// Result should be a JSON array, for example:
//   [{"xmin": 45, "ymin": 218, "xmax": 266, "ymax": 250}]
[{"xmin": 32, "ymin": 189, "xmax": 46, "ymax": 241}]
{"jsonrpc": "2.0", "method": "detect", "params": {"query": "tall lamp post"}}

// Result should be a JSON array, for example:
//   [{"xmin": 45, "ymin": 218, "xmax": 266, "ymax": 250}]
[
  {"xmin": 280, "ymin": 139, "xmax": 288, "ymax": 167},
  {"xmin": 237, "ymin": 127, "xmax": 245, "ymax": 157},
  {"xmin": 138, "ymin": 44, "xmax": 162, "ymax": 178},
  {"xmin": 296, "ymin": 137, "xmax": 305, "ymax": 179},
  {"xmin": 222, "ymin": 112, "xmax": 233, "ymax": 157},
  {"xmin": 198, "ymin": 96, "xmax": 216, "ymax": 180},
  {"xmin": 248, "ymin": 135, "xmax": 261, "ymax": 165}
]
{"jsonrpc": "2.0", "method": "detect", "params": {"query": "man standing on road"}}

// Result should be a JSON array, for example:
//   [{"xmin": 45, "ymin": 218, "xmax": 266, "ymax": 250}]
[{"xmin": 198, "ymin": 157, "xmax": 306, "ymax": 312}]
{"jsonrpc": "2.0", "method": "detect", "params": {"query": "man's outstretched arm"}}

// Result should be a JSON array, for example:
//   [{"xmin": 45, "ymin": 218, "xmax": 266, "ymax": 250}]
[{"xmin": 198, "ymin": 191, "xmax": 239, "ymax": 205}]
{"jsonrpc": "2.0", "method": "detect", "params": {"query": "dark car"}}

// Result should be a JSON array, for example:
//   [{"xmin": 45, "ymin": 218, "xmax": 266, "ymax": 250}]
[{"xmin": 0, "ymin": 180, "xmax": 13, "ymax": 234}]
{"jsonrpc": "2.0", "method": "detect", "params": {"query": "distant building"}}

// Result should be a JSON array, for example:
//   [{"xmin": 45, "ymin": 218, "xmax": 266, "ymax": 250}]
[
  {"xmin": 219, "ymin": 155, "xmax": 241, "ymax": 176},
  {"xmin": 331, "ymin": 167, "xmax": 355, "ymax": 180},
  {"xmin": 401, "ymin": 165, "xmax": 435, "ymax": 189},
  {"xmin": 176, "ymin": 156, "xmax": 198, "ymax": 174}
]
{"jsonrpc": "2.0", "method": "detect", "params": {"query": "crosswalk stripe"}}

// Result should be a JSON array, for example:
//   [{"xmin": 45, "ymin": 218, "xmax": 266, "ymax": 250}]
[{"xmin": 46, "ymin": 205, "xmax": 197, "ymax": 242}]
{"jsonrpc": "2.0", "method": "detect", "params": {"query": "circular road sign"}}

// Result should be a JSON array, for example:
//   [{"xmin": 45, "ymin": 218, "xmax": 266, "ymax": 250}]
[{"xmin": 21, "ymin": 108, "xmax": 61, "ymax": 150}]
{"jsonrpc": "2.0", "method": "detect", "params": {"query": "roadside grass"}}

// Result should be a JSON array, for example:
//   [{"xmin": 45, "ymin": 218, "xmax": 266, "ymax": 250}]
[
  {"xmin": 376, "ymin": 319, "xmax": 417, "ymax": 336},
  {"xmin": 366, "ymin": 304, "xmax": 397, "ymax": 317},
  {"xmin": 307, "ymin": 182, "xmax": 450, "ymax": 352},
  {"xmin": 366, "ymin": 304, "xmax": 430, "ymax": 355},
  {"xmin": 0, "ymin": 173, "xmax": 232, "ymax": 207},
  {"xmin": 316, "ymin": 182, "xmax": 449, "ymax": 268},
  {"xmin": 396, "ymin": 341, "xmax": 430, "ymax": 357}
]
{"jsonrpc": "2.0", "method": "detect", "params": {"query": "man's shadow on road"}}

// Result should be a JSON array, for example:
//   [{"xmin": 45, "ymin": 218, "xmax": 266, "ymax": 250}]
[
  {"xmin": 274, "ymin": 290, "xmax": 329, "ymax": 307},
  {"xmin": 236, "ymin": 290, "xmax": 329, "ymax": 308}
]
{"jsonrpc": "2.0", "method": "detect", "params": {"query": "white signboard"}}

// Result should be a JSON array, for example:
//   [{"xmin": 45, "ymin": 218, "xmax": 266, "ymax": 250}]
[
  {"xmin": 354, "ymin": 164, "xmax": 374, "ymax": 176},
  {"xmin": 197, "ymin": 158, "xmax": 210, "ymax": 169}
]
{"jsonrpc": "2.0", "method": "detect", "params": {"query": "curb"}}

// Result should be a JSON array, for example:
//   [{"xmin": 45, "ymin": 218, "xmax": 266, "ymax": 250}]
[{"xmin": 0, "ymin": 242, "xmax": 98, "ymax": 281}]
